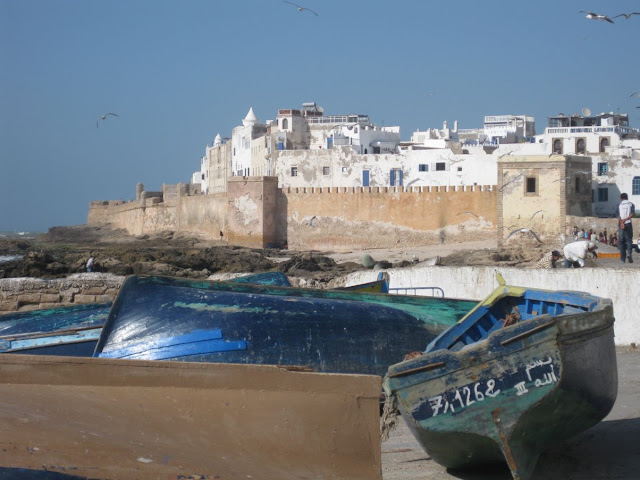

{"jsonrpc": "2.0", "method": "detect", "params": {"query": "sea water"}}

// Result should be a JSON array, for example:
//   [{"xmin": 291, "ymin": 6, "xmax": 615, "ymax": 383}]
[{"xmin": 0, "ymin": 231, "xmax": 41, "ymax": 264}]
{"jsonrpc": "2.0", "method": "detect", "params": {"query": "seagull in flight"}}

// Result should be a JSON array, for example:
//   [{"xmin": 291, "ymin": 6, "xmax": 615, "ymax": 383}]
[
  {"xmin": 502, "ymin": 228, "xmax": 542, "ymax": 245},
  {"xmin": 580, "ymin": 11, "xmax": 614, "ymax": 23},
  {"xmin": 630, "ymin": 91, "xmax": 640, "ymax": 98},
  {"xmin": 613, "ymin": 12, "xmax": 640, "ymax": 20},
  {"xmin": 458, "ymin": 211, "xmax": 479, "ymax": 218},
  {"xmin": 529, "ymin": 210, "xmax": 544, "ymax": 221},
  {"xmin": 499, "ymin": 174, "xmax": 523, "ymax": 192},
  {"xmin": 283, "ymin": 1, "xmax": 318, "ymax": 16},
  {"xmin": 97, "ymin": 113, "xmax": 119, "ymax": 128}
]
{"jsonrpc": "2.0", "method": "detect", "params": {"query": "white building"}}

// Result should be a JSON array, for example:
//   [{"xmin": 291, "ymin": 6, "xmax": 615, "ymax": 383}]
[
  {"xmin": 534, "ymin": 112, "xmax": 640, "ymax": 216},
  {"xmin": 483, "ymin": 115, "xmax": 535, "ymax": 144},
  {"xmin": 231, "ymin": 107, "xmax": 268, "ymax": 177},
  {"xmin": 190, "ymin": 105, "xmax": 639, "ymax": 217}
]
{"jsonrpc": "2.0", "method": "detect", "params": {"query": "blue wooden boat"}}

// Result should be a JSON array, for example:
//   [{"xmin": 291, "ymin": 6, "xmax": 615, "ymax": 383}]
[
  {"xmin": 94, "ymin": 275, "xmax": 476, "ymax": 376},
  {"xmin": 0, "ymin": 272, "xmax": 291, "ymax": 358},
  {"xmin": 228, "ymin": 271, "xmax": 292, "ymax": 287},
  {"xmin": 0, "ymin": 303, "xmax": 110, "ymax": 356},
  {"xmin": 383, "ymin": 275, "xmax": 617, "ymax": 480},
  {"xmin": 338, "ymin": 272, "xmax": 389, "ymax": 293}
]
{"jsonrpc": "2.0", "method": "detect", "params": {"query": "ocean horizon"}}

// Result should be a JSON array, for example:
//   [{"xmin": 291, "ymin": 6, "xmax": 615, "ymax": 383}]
[{"xmin": 0, "ymin": 231, "xmax": 43, "ymax": 240}]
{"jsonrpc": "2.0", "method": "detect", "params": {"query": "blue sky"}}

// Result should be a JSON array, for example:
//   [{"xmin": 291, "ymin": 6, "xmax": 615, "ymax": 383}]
[{"xmin": 1, "ymin": 0, "xmax": 639, "ymax": 232}]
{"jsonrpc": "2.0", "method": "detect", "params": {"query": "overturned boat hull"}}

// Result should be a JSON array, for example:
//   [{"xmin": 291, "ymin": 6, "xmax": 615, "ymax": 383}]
[
  {"xmin": 0, "ymin": 303, "xmax": 110, "ymax": 356},
  {"xmin": 384, "ymin": 285, "xmax": 617, "ymax": 480},
  {"xmin": 94, "ymin": 275, "xmax": 476, "ymax": 376}
]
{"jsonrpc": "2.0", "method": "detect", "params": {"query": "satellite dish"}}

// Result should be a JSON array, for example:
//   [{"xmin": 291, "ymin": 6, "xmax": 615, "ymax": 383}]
[{"xmin": 582, "ymin": 107, "xmax": 591, "ymax": 116}]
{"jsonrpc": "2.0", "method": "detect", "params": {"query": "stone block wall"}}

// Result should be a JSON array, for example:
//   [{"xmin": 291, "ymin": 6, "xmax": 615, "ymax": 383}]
[
  {"xmin": 0, "ymin": 274, "xmax": 124, "ymax": 313},
  {"xmin": 279, "ymin": 185, "xmax": 497, "ymax": 251},
  {"xmin": 88, "ymin": 179, "xmax": 499, "ymax": 250}
]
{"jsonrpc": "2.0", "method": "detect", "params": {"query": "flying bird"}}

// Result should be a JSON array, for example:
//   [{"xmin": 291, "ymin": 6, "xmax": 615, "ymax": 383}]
[
  {"xmin": 629, "ymin": 91, "xmax": 640, "ymax": 98},
  {"xmin": 613, "ymin": 12, "xmax": 640, "ymax": 20},
  {"xmin": 458, "ymin": 211, "xmax": 479, "ymax": 218},
  {"xmin": 97, "ymin": 113, "xmax": 119, "ymax": 128},
  {"xmin": 283, "ymin": 1, "xmax": 318, "ymax": 16},
  {"xmin": 580, "ymin": 11, "xmax": 614, "ymax": 23},
  {"xmin": 529, "ymin": 210, "xmax": 544, "ymax": 221},
  {"xmin": 499, "ymin": 174, "xmax": 523, "ymax": 192},
  {"xmin": 502, "ymin": 228, "xmax": 542, "ymax": 245}
]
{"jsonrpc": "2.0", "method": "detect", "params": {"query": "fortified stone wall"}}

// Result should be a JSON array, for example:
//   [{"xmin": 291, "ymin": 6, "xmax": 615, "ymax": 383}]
[
  {"xmin": 0, "ymin": 274, "xmax": 124, "ymax": 313},
  {"xmin": 88, "ymin": 180, "xmax": 498, "ymax": 249},
  {"xmin": 88, "ymin": 201, "xmax": 175, "ymax": 235},
  {"xmin": 279, "ymin": 185, "xmax": 497, "ymax": 251},
  {"xmin": 177, "ymin": 193, "xmax": 227, "ymax": 237}
]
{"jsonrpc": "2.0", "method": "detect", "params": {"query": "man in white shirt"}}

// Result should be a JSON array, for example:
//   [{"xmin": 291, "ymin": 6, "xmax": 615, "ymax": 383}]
[
  {"xmin": 616, "ymin": 193, "xmax": 635, "ymax": 263},
  {"xmin": 563, "ymin": 241, "xmax": 598, "ymax": 268}
]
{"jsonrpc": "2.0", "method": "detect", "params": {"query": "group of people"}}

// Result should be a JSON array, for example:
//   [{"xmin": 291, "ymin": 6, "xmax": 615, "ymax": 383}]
[
  {"xmin": 541, "ymin": 193, "xmax": 636, "ymax": 269},
  {"xmin": 572, "ymin": 226, "xmax": 618, "ymax": 246}
]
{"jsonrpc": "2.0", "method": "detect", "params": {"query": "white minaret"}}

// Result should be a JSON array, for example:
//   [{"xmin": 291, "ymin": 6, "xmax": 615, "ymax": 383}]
[
  {"xmin": 213, "ymin": 133, "xmax": 222, "ymax": 147},
  {"xmin": 242, "ymin": 107, "xmax": 260, "ymax": 126}
]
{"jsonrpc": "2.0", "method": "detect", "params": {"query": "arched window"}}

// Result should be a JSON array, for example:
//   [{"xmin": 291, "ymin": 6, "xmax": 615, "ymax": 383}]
[
  {"xmin": 282, "ymin": 118, "xmax": 288, "ymax": 129},
  {"xmin": 633, "ymin": 176, "xmax": 640, "ymax": 195},
  {"xmin": 553, "ymin": 138, "xmax": 563, "ymax": 154},
  {"xmin": 599, "ymin": 137, "xmax": 610, "ymax": 153},
  {"xmin": 576, "ymin": 138, "xmax": 586, "ymax": 154}
]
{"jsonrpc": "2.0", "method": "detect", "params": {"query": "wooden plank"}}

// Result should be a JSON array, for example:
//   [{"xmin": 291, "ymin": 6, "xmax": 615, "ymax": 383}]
[{"xmin": 0, "ymin": 354, "xmax": 382, "ymax": 479}]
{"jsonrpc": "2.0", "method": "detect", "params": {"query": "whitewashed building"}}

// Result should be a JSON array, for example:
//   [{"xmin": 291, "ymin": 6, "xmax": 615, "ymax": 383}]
[{"xmin": 533, "ymin": 112, "xmax": 640, "ymax": 216}]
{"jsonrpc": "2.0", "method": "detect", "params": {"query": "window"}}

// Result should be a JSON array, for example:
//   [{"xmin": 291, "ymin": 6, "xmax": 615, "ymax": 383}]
[
  {"xmin": 575, "ymin": 177, "xmax": 581, "ymax": 194},
  {"xmin": 633, "ymin": 176, "xmax": 640, "ymax": 195},
  {"xmin": 363, "ymin": 170, "xmax": 370, "ymax": 187},
  {"xmin": 390, "ymin": 169, "xmax": 403, "ymax": 186},
  {"xmin": 419, "ymin": 164, "xmax": 428, "ymax": 172},
  {"xmin": 576, "ymin": 138, "xmax": 586, "ymax": 154},
  {"xmin": 291, "ymin": 166, "xmax": 298, "ymax": 177},
  {"xmin": 282, "ymin": 118, "xmax": 288, "ymax": 129},
  {"xmin": 599, "ymin": 137, "xmax": 609, "ymax": 153},
  {"xmin": 323, "ymin": 166, "xmax": 330, "ymax": 176},
  {"xmin": 597, "ymin": 163, "xmax": 608, "ymax": 176},
  {"xmin": 525, "ymin": 177, "xmax": 537, "ymax": 194},
  {"xmin": 457, "ymin": 167, "xmax": 462, "ymax": 172},
  {"xmin": 597, "ymin": 187, "xmax": 608, "ymax": 202},
  {"xmin": 435, "ymin": 162, "xmax": 446, "ymax": 171},
  {"xmin": 552, "ymin": 138, "xmax": 563, "ymax": 154}
]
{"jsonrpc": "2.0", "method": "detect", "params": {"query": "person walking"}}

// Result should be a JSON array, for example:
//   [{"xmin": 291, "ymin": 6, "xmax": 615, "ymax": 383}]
[
  {"xmin": 86, "ymin": 257, "xmax": 95, "ymax": 272},
  {"xmin": 563, "ymin": 241, "xmax": 598, "ymax": 268},
  {"xmin": 616, "ymin": 193, "xmax": 635, "ymax": 263}
]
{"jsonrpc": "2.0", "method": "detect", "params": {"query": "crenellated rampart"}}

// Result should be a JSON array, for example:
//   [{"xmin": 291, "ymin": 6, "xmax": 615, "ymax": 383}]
[
  {"xmin": 279, "ymin": 184, "xmax": 497, "ymax": 251},
  {"xmin": 88, "ymin": 179, "xmax": 498, "ymax": 249}
]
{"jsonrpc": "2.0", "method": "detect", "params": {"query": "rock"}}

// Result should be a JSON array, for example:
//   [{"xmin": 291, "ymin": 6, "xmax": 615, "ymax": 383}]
[{"xmin": 361, "ymin": 254, "xmax": 376, "ymax": 268}]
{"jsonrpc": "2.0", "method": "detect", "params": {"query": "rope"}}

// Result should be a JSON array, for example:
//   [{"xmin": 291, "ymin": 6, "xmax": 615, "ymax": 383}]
[{"xmin": 380, "ymin": 394, "xmax": 399, "ymax": 442}]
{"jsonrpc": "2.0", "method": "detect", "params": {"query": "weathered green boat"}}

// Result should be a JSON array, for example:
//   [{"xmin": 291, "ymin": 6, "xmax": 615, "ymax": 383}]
[{"xmin": 383, "ymin": 275, "xmax": 617, "ymax": 480}]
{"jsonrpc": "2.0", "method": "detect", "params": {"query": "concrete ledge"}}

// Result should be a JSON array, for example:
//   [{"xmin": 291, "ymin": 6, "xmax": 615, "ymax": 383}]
[{"xmin": 340, "ymin": 265, "xmax": 640, "ymax": 346}]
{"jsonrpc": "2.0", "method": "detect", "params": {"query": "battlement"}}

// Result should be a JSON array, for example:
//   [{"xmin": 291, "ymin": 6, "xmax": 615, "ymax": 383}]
[{"xmin": 282, "ymin": 185, "xmax": 495, "ymax": 194}]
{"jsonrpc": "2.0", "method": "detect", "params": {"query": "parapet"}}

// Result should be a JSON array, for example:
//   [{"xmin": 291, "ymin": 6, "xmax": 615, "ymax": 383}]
[{"xmin": 281, "ymin": 185, "xmax": 495, "ymax": 194}]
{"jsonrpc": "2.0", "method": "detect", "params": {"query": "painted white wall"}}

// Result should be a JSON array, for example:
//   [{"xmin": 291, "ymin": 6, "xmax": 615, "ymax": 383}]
[
  {"xmin": 339, "ymin": 265, "xmax": 640, "ymax": 345},
  {"xmin": 275, "ymin": 146, "xmax": 499, "ymax": 189}
]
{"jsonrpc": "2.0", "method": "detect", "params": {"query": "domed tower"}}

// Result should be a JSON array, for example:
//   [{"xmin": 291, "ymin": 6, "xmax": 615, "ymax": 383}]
[{"xmin": 242, "ymin": 107, "xmax": 260, "ymax": 127}]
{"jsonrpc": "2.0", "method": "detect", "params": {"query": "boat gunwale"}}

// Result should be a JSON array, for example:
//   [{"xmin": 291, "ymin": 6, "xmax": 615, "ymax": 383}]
[{"xmin": 385, "ymin": 298, "xmax": 614, "ymax": 393}]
